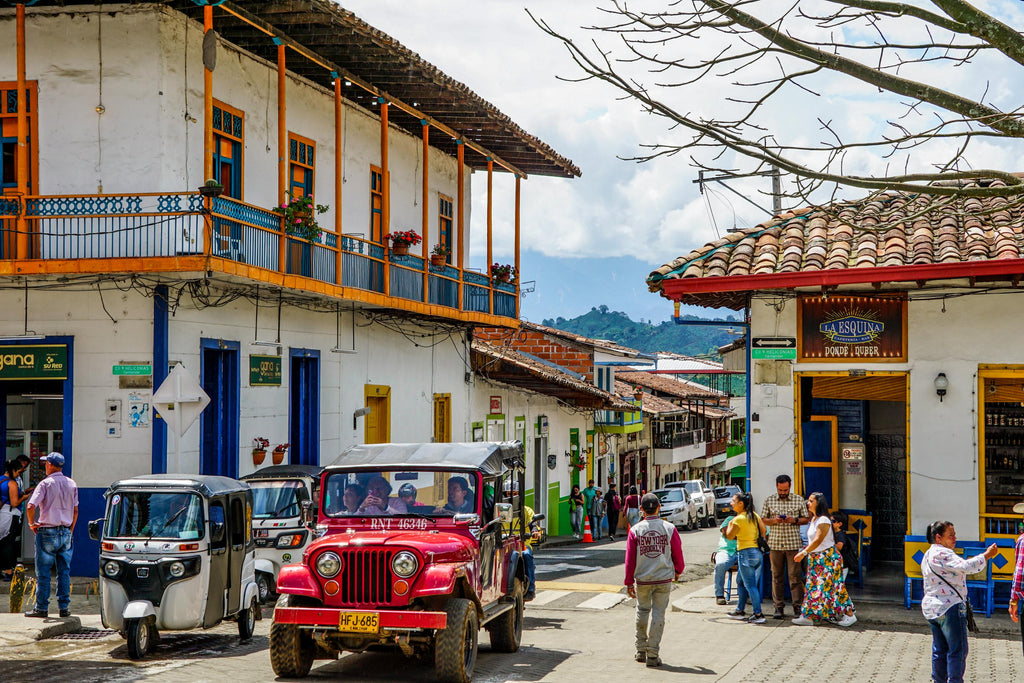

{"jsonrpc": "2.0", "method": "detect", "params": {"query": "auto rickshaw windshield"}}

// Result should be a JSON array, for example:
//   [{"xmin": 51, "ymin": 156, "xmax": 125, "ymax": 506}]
[
  {"xmin": 250, "ymin": 480, "xmax": 305, "ymax": 519},
  {"xmin": 104, "ymin": 491, "xmax": 205, "ymax": 540}
]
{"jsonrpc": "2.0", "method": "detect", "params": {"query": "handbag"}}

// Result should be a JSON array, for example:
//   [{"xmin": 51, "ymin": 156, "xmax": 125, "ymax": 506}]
[
  {"xmin": 756, "ymin": 516, "xmax": 770, "ymax": 554},
  {"xmin": 928, "ymin": 559, "xmax": 979, "ymax": 633}
]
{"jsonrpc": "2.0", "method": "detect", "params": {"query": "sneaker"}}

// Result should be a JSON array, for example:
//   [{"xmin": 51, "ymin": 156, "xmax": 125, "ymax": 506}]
[
  {"xmin": 746, "ymin": 613, "xmax": 766, "ymax": 624},
  {"xmin": 645, "ymin": 656, "xmax": 662, "ymax": 668},
  {"xmin": 792, "ymin": 616, "xmax": 814, "ymax": 626},
  {"xmin": 727, "ymin": 610, "xmax": 747, "ymax": 620},
  {"xmin": 524, "ymin": 591, "xmax": 536, "ymax": 602},
  {"xmin": 635, "ymin": 651, "xmax": 647, "ymax": 663},
  {"xmin": 24, "ymin": 609, "xmax": 47, "ymax": 618},
  {"xmin": 59, "ymin": 609, "xmax": 71, "ymax": 618},
  {"xmin": 716, "ymin": 597, "xmax": 727, "ymax": 605},
  {"xmin": 837, "ymin": 613, "xmax": 858, "ymax": 627},
  {"xmin": 773, "ymin": 609, "xmax": 785, "ymax": 620}
]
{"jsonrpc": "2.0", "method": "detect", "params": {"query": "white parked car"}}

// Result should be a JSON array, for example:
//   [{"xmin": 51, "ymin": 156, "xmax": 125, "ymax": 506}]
[
  {"xmin": 653, "ymin": 488, "xmax": 697, "ymax": 531},
  {"xmin": 666, "ymin": 480, "xmax": 716, "ymax": 528}
]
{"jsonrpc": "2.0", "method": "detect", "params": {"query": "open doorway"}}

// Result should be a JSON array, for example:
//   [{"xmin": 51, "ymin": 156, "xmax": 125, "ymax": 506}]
[{"xmin": 796, "ymin": 372, "xmax": 908, "ymax": 602}]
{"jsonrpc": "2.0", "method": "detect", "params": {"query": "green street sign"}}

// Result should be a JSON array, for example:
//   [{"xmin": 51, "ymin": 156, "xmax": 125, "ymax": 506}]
[
  {"xmin": 250, "ymin": 355, "xmax": 282, "ymax": 386},
  {"xmin": 0, "ymin": 345, "xmax": 68, "ymax": 380},
  {"xmin": 113, "ymin": 364, "xmax": 152, "ymax": 376},
  {"xmin": 752, "ymin": 348, "xmax": 796, "ymax": 360}
]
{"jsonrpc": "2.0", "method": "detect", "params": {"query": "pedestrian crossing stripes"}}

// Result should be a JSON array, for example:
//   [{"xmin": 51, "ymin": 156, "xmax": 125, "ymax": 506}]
[
  {"xmin": 529, "ymin": 589, "xmax": 628, "ymax": 610},
  {"xmin": 529, "ymin": 590, "xmax": 571, "ymax": 606}
]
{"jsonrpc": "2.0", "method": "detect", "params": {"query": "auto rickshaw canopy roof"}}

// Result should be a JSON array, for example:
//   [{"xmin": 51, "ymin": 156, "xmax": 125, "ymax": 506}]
[
  {"xmin": 327, "ymin": 442, "xmax": 524, "ymax": 476},
  {"xmin": 105, "ymin": 474, "xmax": 250, "ymax": 498},
  {"xmin": 240, "ymin": 464, "xmax": 324, "ymax": 481}
]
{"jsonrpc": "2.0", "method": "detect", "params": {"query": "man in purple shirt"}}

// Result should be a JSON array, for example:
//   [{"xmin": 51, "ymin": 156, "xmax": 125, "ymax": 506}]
[{"xmin": 25, "ymin": 452, "xmax": 78, "ymax": 618}]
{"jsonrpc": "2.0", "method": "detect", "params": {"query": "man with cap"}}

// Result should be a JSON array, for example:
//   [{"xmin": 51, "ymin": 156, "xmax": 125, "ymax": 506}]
[
  {"xmin": 25, "ymin": 452, "xmax": 78, "ymax": 618},
  {"xmin": 624, "ymin": 492, "xmax": 685, "ymax": 668}
]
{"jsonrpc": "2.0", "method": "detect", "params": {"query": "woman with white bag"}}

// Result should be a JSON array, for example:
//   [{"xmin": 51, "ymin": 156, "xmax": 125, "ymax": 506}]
[{"xmin": 0, "ymin": 455, "xmax": 33, "ymax": 582}]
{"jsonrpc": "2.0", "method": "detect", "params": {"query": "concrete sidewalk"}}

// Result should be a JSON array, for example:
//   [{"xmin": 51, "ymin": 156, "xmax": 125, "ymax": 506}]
[{"xmin": 0, "ymin": 574, "xmax": 103, "ymax": 646}]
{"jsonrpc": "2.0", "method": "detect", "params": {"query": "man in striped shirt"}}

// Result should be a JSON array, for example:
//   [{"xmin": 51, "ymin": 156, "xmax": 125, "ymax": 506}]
[{"xmin": 760, "ymin": 474, "xmax": 808, "ymax": 619}]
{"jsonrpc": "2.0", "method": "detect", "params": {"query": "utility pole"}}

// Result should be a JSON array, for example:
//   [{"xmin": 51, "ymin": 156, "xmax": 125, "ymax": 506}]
[{"xmin": 694, "ymin": 166, "xmax": 783, "ymax": 219}]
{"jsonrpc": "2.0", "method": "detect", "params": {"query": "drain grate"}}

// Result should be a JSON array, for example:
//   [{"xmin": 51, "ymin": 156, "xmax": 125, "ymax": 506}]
[{"xmin": 51, "ymin": 629, "xmax": 118, "ymax": 640}]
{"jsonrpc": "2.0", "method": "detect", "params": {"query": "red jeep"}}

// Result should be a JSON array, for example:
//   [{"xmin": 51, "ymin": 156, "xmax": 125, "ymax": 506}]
[{"xmin": 269, "ymin": 442, "xmax": 529, "ymax": 682}]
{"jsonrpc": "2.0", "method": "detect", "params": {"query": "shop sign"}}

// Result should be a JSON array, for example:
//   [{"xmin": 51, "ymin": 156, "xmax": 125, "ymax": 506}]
[
  {"xmin": 490, "ymin": 395, "xmax": 502, "ymax": 414},
  {"xmin": 0, "ymin": 345, "xmax": 67, "ymax": 380},
  {"xmin": 113, "ymin": 364, "xmax": 152, "ymax": 376},
  {"xmin": 798, "ymin": 295, "xmax": 906, "ymax": 362},
  {"xmin": 250, "ymin": 355, "xmax": 282, "ymax": 386}
]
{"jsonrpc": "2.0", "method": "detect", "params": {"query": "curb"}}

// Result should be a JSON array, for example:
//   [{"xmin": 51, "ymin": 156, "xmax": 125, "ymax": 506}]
[{"xmin": 35, "ymin": 616, "xmax": 83, "ymax": 639}]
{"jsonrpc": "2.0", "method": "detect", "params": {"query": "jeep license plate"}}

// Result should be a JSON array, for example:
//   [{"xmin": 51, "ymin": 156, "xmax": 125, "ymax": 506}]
[{"xmin": 338, "ymin": 611, "xmax": 379, "ymax": 633}]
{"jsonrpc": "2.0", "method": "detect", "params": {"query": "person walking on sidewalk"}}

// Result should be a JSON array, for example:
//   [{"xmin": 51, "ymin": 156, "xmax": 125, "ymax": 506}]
[
  {"xmin": 725, "ymin": 492, "xmax": 767, "ymax": 624},
  {"xmin": 25, "ymin": 452, "xmax": 78, "ymax": 619},
  {"xmin": 760, "ymin": 474, "xmax": 808, "ymax": 619},
  {"xmin": 624, "ymin": 485, "xmax": 642, "ymax": 528},
  {"xmin": 714, "ymin": 514, "xmax": 738, "ymax": 605},
  {"xmin": 1009, "ymin": 502, "xmax": 1024, "ymax": 653},
  {"xmin": 604, "ymin": 483, "xmax": 622, "ymax": 540},
  {"xmin": 569, "ymin": 485, "xmax": 585, "ymax": 539},
  {"xmin": 922, "ymin": 520, "xmax": 997, "ymax": 683},
  {"xmin": 792, "ymin": 493, "xmax": 856, "ymax": 627},
  {"xmin": 591, "ymin": 487, "xmax": 605, "ymax": 541},
  {"xmin": 1, "ymin": 455, "xmax": 33, "ymax": 582},
  {"xmin": 625, "ymin": 492, "xmax": 685, "ymax": 668}
]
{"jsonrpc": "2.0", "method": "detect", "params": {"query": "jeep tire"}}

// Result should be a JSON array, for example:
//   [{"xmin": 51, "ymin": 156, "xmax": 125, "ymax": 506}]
[
  {"xmin": 487, "ymin": 578, "xmax": 524, "ymax": 652},
  {"xmin": 270, "ymin": 594, "xmax": 315, "ymax": 678},
  {"xmin": 435, "ymin": 597, "xmax": 479, "ymax": 683}
]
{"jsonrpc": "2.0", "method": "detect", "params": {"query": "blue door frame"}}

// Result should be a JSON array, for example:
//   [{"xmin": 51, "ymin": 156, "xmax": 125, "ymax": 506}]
[
  {"xmin": 289, "ymin": 348, "xmax": 320, "ymax": 466},
  {"xmin": 200, "ymin": 338, "xmax": 240, "ymax": 479}
]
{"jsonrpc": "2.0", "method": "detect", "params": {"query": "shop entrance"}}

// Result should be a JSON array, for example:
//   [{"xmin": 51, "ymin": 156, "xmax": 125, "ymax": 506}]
[{"xmin": 796, "ymin": 372, "xmax": 908, "ymax": 599}]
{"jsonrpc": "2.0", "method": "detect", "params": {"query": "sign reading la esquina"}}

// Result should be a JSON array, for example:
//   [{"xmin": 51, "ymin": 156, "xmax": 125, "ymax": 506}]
[{"xmin": 798, "ymin": 295, "xmax": 907, "ymax": 362}]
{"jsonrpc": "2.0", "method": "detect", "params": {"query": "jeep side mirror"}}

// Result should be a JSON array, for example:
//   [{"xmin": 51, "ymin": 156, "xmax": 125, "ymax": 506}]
[
  {"xmin": 88, "ymin": 519, "xmax": 104, "ymax": 542},
  {"xmin": 453, "ymin": 513, "xmax": 480, "ymax": 526},
  {"xmin": 495, "ymin": 503, "xmax": 513, "ymax": 524},
  {"xmin": 211, "ymin": 521, "xmax": 226, "ymax": 543}
]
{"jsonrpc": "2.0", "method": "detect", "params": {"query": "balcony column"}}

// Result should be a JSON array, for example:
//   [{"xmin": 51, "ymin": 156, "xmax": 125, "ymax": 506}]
[
  {"xmin": 486, "ymin": 159, "xmax": 493, "ymax": 314},
  {"xmin": 380, "ymin": 99, "xmax": 389, "ymax": 296},
  {"xmin": 421, "ymin": 121, "xmax": 430, "ymax": 300},
  {"xmin": 276, "ymin": 40, "xmax": 287, "ymax": 273},
  {"xmin": 514, "ymin": 175, "xmax": 521, "ymax": 319},
  {"xmin": 334, "ymin": 73, "xmax": 343, "ymax": 285},
  {"xmin": 15, "ymin": 2, "xmax": 29, "ymax": 259},
  {"xmin": 456, "ymin": 140, "xmax": 464, "ymax": 309},
  {"xmin": 203, "ymin": 5, "xmax": 213, "ymax": 182}
]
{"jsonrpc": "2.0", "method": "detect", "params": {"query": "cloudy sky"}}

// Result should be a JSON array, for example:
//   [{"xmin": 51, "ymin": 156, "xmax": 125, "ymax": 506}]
[{"xmin": 339, "ymin": 0, "xmax": 1024, "ymax": 324}]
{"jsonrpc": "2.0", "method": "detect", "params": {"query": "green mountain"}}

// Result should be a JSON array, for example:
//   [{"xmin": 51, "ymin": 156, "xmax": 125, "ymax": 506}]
[{"xmin": 541, "ymin": 306, "xmax": 741, "ymax": 358}]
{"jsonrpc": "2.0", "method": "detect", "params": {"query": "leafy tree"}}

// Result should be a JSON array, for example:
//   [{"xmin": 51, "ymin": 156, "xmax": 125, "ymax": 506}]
[{"xmin": 533, "ymin": 1, "xmax": 1024, "ymax": 205}]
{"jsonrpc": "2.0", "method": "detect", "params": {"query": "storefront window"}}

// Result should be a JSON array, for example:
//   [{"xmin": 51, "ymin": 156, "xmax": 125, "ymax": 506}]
[{"xmin": 982, "ymin": 377, "xmax": 1024, "ymax": 536}]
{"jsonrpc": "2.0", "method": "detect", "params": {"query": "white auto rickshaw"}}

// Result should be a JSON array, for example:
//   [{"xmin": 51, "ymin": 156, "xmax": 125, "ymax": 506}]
[
  {"xmin": 240, "ymin": 464, "xmax": 322, "ymax": 602},
  {"xmin": 88, "ymin": 474, "xmax": 260, "ymax": 660}
]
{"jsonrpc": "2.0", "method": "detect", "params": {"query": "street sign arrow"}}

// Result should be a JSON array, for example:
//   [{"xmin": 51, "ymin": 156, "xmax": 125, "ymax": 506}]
[
  {"xmin": 751, "ymin": 337, "xmax": 796, "ymax": 349},
  {"xmin": 153, "ymin": 364, "xmax": 210, "ymax": 437}
]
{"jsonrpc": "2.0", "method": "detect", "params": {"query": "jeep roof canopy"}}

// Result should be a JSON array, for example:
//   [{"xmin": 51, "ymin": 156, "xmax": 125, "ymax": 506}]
[{"xmin": 327, "ymin": 442, "xmax": 524, "ymax": 476}]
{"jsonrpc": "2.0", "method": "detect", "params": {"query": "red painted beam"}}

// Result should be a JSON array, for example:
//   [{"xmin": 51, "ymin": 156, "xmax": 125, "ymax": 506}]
[{"xmin": 660, "ymin": 258, "xmax": 1024, "ymax": 300}]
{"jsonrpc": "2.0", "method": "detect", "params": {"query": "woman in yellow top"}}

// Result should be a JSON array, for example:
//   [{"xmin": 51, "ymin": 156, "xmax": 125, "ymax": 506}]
[{"xmin": 725, "ymin": 492, "xmax": 768, "ymax": 623}]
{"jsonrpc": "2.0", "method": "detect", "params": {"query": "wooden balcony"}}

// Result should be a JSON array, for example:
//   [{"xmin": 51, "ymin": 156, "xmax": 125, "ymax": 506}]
[{"xmin": 0, "ymin": 192, "xmax": 519, "ymax": 325}]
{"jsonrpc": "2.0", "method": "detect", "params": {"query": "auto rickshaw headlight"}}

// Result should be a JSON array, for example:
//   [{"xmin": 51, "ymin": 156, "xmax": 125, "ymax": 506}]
[
  {"xmin": 316, "ymin": 551, "xmax": 342, "ymax": 578},
  {"xmin": 168, "ymin": 561, "xmax": 186, "ymax": 578},
  {"xmin": 276, "ymin": 533, "xmax": 304, "ymax": 548},
  {"xmin": 103, "ymin": 561, "xmax": 120, "ymax": 578},
  {"xmin": 392, "ymin": 551, "xmax": 418, "ymax": 578}
]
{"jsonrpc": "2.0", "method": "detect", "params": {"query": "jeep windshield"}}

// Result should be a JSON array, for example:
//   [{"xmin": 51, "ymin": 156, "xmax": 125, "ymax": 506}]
[
  {"xmin": 104, "ymin": 491, "xmax": 205, "ymax": 540},
  {"xmin": 323, "ymin": 469, "xmax": 479, "ymax": 518}
]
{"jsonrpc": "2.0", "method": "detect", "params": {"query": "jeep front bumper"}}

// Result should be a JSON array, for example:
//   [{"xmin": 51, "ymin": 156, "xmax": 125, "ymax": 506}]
[{"xmin": 274, "ymin": 607, "xmax": 447, "ymax": 631}]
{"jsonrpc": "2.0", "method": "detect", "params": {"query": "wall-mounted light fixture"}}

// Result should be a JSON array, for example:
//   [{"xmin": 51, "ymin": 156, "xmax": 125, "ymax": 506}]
[{"xmin": 934, "ymin": 372, "xmax": 949, "ymax": 402}]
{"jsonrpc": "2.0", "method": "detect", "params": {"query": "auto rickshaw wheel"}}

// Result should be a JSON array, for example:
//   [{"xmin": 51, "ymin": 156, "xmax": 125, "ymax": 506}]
[
  {"xmin": 434, "ymin": 598, "xmax": 478, "ymax": 683},
  {"xmin": 126, "ymin": 617, "xmax": 154, "ymax": 660},
  {"xmin": 238, "ymin": 596, "xmax": 257, "ymax": 641},
  {"xmin": 270, "ymin": 595, "xmax": 315, "ymax": 678},
  {"xmin": 486, "ymin": 578, "xmax": 523, "ymax": 653},
  {"xmin": 256, "ymin": 573, "xmax": 275, "ymax": 604}
]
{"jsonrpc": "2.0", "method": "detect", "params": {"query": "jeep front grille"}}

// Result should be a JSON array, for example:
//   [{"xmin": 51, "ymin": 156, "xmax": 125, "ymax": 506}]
[{"xmin": 338, "ymin": 549, "xmax": 395, "ymax": 606}]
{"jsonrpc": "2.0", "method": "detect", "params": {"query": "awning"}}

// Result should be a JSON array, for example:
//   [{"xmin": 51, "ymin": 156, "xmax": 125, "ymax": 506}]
[{"xmin": 729, "ymin": 466, "xmax": 747, "ymax": 479}]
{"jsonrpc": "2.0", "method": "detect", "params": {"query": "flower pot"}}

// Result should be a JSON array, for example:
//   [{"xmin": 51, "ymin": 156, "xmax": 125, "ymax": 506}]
[
  {"xmin": 392, "ymin": 243, "xmax": 410, "ymax": 256},
  {"xmin": 430, "ymin": 254, "xmax": 447, "ymax": 267},
  {"xmin": 199, "ymin": 184, "xmax": 223, "ymax": 198},
  {"xmin": 252, "ymin": 449, "xmax": 267, "ymax": 466},
  {"xmin": 272, "ymin": 448, "xmax": 287, "ymax": 465}
]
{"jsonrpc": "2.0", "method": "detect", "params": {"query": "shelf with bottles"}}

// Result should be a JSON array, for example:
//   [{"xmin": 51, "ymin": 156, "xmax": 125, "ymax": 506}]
[
  {"xmin": 984, "ymin": 402, "xmax": 1024, "ymax": 428},
  {"xmin": 983, "ymin": 451, "xmax": 1024, "ymax": 471}
]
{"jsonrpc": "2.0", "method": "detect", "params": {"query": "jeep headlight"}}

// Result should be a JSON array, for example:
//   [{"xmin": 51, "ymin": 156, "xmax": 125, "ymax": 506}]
[
  {"xmin": 391, "ymin": 551, "xmax": 418, "ymax": 578},
  {"xmin": 168, "ymin": 561, "xmax": 186, "ymax": 578},
  {"xmin": 316, "ymin": 551, "xmax": 342, "ymax": 578},
  {"xmin": 103, "ymin": 561, "xmax": 120, "ymax": 578}
]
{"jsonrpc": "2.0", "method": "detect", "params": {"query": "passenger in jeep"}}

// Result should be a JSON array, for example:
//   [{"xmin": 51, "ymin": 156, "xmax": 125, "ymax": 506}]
[
  {"xmin": 444, "ymin": 476, "xmax": 475, "ymax": 514},
  {"xmin": 339, "ymin": 484, "xmax": 366, "ymax": 514},
  {"xmin": 358, "ymin": 476, "xmax": 408, "ymax": 514},
  {"xmin": 398, "ymin": 483, "xmax": 430, "ymax": 510}
]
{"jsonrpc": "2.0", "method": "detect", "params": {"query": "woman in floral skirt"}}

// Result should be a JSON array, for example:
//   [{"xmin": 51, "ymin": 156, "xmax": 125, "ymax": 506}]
[{"xmin": 792, "ymin": 492, "xmax": 856, "ymax": 627}]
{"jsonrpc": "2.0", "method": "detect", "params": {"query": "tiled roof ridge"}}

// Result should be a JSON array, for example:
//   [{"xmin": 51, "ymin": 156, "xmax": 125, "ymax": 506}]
[{"xmin": 316, "ymin": 1, "xmax": 580, "ymax": 177}]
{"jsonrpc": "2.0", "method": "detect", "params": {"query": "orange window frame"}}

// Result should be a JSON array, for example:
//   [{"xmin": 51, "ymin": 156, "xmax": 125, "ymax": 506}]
[
  {"xmin": 212, "ymin": 99, "xmax": 244, "ymax": 199},
  {"xmin": 0, "ymin": 80, "xmax": 40, "ymax": 195},
  {"xmin": 370, "ymin": 165, "xmax": 383, "ymax": 244},
  {"xmin": 438, "ymin": 193, "xmax": 453, "ymax": 264},
  {"xmin": 288, "ymin": 132, "xmax": 316, "ymax": 201}
]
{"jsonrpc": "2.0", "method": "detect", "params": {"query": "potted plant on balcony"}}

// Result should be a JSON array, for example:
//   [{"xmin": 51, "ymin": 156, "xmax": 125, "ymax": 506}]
[
  {"xmin": 633, "ymin": 385, "xmax": 644, "ymax": 401},
  {"xmin": 272, "ymin": 443, "xmax": 290, "ymax": 465},
  {"xmin": 252, "ymin": 437, "xmax": 270, "ymax": 466},
  {"xmin": 430, "ymin": 243, "xmax": 450, "ymax": 267},
  {"xmin": 273, "ymin": 192, "xmax": 330, "ymax": 243},
  {"xmin": 385, "ymin": 229, "xmax": 422, "ymax": 256},
  {"xmin": 199, "ymin": 178, "xmax": 223, "ymax": 198},
  {"xmin": 491, "ymin": 262, "xmax": 516, "ymax": 284}
]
